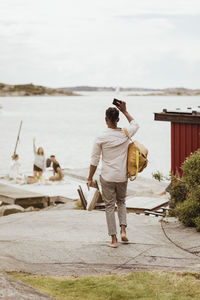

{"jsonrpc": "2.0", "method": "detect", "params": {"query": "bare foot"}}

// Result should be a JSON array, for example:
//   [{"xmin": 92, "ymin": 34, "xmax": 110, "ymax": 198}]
[
  {"xmin": 107, "ymin": 241, "xmax": 118, "ymax": 248},
  {"xmin": 108, "ymin": 235, "xmax": 118, "ymax": 248},
  {"xmin": 120, "ymin": 225, "xmax": 129, "ymax": 242},
  {"xmin": 121, "ymin": 232, "xmax": 129, "ymax": 242}
]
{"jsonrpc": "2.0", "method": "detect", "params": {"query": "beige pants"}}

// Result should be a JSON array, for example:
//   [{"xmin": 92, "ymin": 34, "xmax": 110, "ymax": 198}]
[{"xmin": 100, "ymin": 176, "xmax": 128, "ymax": 236}]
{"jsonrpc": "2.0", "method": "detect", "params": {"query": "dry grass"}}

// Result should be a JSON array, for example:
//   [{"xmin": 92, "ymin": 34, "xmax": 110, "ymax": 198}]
[{"xmin": 11, "ymin": 271, "xmax": 200, "ymax": 300}]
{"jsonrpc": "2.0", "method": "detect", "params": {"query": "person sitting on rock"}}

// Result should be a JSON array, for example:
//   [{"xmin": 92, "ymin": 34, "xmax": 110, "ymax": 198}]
[{"xmin": 49, "ymin": 155, "xmax": 63, "ymax": 181}]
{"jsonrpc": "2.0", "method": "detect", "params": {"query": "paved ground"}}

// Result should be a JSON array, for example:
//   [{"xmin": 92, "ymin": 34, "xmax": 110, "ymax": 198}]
[
  {"xmin": 0, "ymin": 273, "xmax": 54, "ymax": 300},
  {"xmin": 0, "ymin": 209, "xmax": 200, "ymax": 276}
]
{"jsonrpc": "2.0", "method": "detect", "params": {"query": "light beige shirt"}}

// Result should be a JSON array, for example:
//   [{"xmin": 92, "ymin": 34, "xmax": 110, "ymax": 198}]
[{"xmin": 90, "ymin": 120, "xmax": 139, "ymax": 182}]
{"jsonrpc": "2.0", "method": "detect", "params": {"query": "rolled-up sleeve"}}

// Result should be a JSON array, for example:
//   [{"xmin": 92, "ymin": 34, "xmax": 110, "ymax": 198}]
[
  {"xmin": 90, "ymin": 139, "xmax": 102, "ymax": 166},
  {"xmin": 127, "ymin": 120, "xmax": 139, "ymax": 138}
]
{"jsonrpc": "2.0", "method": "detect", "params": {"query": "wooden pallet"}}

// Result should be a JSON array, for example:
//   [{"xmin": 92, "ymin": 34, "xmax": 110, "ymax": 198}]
[{"xmin": 0, "ymin": 183, "xmax": 49, "ymax": 208}]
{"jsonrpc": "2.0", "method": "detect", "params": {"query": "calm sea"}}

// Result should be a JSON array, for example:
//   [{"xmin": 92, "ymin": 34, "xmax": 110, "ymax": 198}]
[{"xmin": 0, "ymin": 92, "xmax": 198, "ymax": 178}]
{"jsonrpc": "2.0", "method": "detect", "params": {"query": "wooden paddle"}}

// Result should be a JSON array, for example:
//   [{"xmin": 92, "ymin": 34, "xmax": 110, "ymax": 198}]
[{"xmin": 13, "ymin": 120, "xmax": 23, "ymax": 158}]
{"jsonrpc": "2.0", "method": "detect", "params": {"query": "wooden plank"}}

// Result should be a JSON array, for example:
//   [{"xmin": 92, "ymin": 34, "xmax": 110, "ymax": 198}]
[
  {"xmin": 174, "ymin": 123, "xmax": 181, "ymax": 175},
  {"xmin": 0, "ymin": 195, "xmax": 15, "ymax": 205},
  {"xmin": 126, "ymin": 197, "xmax": 169, "ymax": 211},
  {"xmin": 144, "ymin": 210, "xmax": 163, "ymax": 217},
  {"xmin": 127, "ymin": 207, "xmax": 148, "ymax": 214},
  {"xmin": 154, "ymin": 113, "xmax": 200, "ymax": 124},
  {"xmin": 0, "ymin": 183, "xmax": 49, "ymax": 208},
  {"xmin": 171, "ymin": 123, "xmax": 175, "ymax": 175},
  {"xmin": 15, "ymin": 197, "xmax": 49, "ymax": 208},
  {"xmin": 0, "ymin": 183, "xmax": 45, "ymax": 200},
  {"xmin": 77, "ymin": 186, "xmax": 87, "ymax": 210}
]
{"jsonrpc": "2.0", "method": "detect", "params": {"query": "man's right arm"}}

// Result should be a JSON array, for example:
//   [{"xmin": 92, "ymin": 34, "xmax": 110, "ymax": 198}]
[
  {"xmin": 118, "ymin": 101, "xmax": 139, "ymax": 137},
  {"xmin": 87, "ymin": 165, "xmax": 97, "ymax": 188},
  {"xmin": 118, "ymin": 101, "xmax": 133, "ymax": 123}
]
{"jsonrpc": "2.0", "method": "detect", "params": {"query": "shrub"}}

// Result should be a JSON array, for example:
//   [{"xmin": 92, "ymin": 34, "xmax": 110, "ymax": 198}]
[
  {"xmin": 169, "ymin": 150, "xmax": 200, "ymax": 231},
  {"xmin": 169, "ymin": 179, "xmax": 188, "ymax": 209},
  {"xmin": 182, "ymin": 149, "xmax": 200, "ymax": 188},
  {"xmin": 9, "ymin": 84, "xmax": 46, "ymax": 95},
  {"xmin": 194, "ymin": 217, "xmax": 200, "ymax": 232},
  {"xmin": 174, "ymin": 198, "xmax": 200, "ymax": 227},
  {"xmin": 152, "ymin": 171, "xmax": 164, "ymax": 182},
  {"xmin": 188, "ymin": 186, "xmax": 200, "ymax": 204},
  {"xmin": 0, "ymin": 83, "xmax": 5, "ymax": 89}
]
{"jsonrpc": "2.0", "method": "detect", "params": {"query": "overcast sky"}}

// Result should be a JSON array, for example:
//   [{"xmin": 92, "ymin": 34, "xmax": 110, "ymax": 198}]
[{"xmin": 0, "ymin": 0, "xmax": 200, "ymax": 88}]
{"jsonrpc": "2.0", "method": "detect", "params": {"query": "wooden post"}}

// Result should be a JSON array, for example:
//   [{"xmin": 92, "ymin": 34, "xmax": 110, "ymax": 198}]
[{"xmin": 13, "ymin": 120, "xmax": 23, "ymax": 157}]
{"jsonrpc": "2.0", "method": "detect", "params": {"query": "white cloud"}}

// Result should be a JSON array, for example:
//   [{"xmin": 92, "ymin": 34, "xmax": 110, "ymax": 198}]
[{"xmin": 0, "ymin": 0, "xmax": 200, "ymax": 88}]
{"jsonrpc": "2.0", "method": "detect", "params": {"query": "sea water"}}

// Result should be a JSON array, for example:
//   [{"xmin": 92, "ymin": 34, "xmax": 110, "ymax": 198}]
[{"xmin": 0, "ymin": 92, "xmax": 198, "ymax": 178}]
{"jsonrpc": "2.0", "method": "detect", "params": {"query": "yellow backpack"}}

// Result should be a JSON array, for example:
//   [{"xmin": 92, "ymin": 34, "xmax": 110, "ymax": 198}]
[{"xmin": 123, "ymin": 128, "xmax": 148, "ymax": 181}]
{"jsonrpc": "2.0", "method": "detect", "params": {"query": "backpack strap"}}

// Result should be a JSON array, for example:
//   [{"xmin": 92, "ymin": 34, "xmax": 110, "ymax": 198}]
[
  {"xmin": 123, "ymin": 128, "xmax": 133, "ymax": 142},
  {"xmin": 130, "ymin": 150, "xmax": 139, "ymax": 181},
  {"xmin": 123, "ymin": 128, "xmax": 139, "ymax": 181}
]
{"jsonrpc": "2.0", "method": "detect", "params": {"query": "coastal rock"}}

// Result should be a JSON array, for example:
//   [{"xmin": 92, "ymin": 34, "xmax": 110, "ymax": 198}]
[
  {"xmin": 24, "ymin": 206, "xmax": 35, "ymax": 212},
  {"xmin": 0, "ymin": 82, "xmax": 77, "ymax": 97},
  {"xmin": 0, "ymin": 205, "xmax": 24, "ymax": 217},
  {"xmin": 0, "ymin": 273, "xmax": 54, "ymax": 299}
]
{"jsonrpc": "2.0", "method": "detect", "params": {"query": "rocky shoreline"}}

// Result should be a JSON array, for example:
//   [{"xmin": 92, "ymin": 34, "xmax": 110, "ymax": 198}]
[
  {"xmin": 1, "ymin": 83, "xmax": 199, "ymax": 96},
  {"xmin": 0, "ymin": 83, "xmax": 78, "ymax": 97}
]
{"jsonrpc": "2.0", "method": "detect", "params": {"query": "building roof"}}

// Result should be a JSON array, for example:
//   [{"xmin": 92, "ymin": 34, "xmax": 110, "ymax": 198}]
[{"xmin": 154, "ymin": 107, "xmax": 200, "ymax": 124}]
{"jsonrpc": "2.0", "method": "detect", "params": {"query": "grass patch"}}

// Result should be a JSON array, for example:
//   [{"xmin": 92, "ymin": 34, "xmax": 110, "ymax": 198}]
[
  {"xmin": 11, "ymin": 271, "xmax": 200, "ymax": 300},
  {"xmin": 75, "ymin": 199, "xmax": 84, "ymax": 210}
]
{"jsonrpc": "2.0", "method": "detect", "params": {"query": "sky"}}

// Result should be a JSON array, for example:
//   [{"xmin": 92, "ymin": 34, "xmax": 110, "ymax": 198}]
[{"xmin": 0, "ymin": 0, "xmax": 200, "ymax": 88}]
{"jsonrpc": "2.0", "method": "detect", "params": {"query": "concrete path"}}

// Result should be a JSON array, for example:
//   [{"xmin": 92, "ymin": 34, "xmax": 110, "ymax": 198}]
[
  {"xmin": 0, "ymin": 210, "xmax": 200, "ymax": 276},
  {"xmin": 0, "ymin": 273, "xmax": 54, "ymax": 300},
  {"xmin": 162, "ymin": 217, "xmax": 200, "ymax": 257}
]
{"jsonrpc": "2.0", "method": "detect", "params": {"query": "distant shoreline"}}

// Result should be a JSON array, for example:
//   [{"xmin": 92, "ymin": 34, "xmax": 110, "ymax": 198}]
[
  {"xmin": 62, "ymin": 86, "xmax": 200, "ymax": 96},
  {"xmin": 127, "ymin": 92, "xmax": 200, "ymax": 96},
  {"xmin": 0, "ymin": 83, "xmax": 79, "ymax": 97},
  {"xmin": 0, "ymin": 82, "xmax": 199, "ymax": 97}
]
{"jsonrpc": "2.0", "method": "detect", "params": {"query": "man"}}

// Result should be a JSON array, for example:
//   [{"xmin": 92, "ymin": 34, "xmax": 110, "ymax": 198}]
[
  {"xmin": 49, "ymin": 155, "xmax": 63, "ymax": 181},
  {"xmin": 88, "ymin": 101, "xmax": 139, "ymax": 248}
]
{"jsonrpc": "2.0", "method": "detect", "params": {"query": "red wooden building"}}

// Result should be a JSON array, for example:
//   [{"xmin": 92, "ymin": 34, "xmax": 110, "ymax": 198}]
[{"xmin": 154, "ymin": 108, "xmax": 200, "ymax": 176}]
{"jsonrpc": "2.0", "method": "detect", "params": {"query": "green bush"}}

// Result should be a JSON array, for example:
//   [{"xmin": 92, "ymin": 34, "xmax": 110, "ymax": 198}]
[
  {"xmin": 152, "ymin": 171, "xmax": 164, "ymax": 182},
  {"xmin": 194, "ymin": 216, "xmax": 200, "ymax": 232},
  {"xmin": 188, "ymin": 186, "xmax": 200, "ymax": 203},
  {"xmin": 0, "ymin": 83, "xmax": 5, "ymax": 89},
  {"xmin": 8, "ymin": 84, "xmax": 46, "ymax": 95},
  {"xmin": 169, "ymin": 180, "xmax": 188, "ymax": 209},
  {"xmin": 182, "ymin": 149, "xmax": 200, "ymax": 188},
  {"xmin": 169, "ymin": 150, "xmax": 200, "ymax": 231},
  {"xmin": 174, "ymin": 198, "xmax": 200, "ymax": 227}
]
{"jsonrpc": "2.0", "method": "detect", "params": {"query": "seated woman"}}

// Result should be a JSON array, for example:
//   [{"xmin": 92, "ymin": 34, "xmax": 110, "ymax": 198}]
[
  {"xmin": 33, "ymin": 137, "xmax": 46, "ymax": 180},
  {"xmin": 49, "ymin": 155, "xmax": 63, "ymax": 181}
]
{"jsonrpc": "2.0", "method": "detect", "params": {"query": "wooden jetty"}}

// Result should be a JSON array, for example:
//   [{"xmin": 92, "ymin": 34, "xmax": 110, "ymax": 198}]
[{"xmin": 0, "ymin": 183, "xmax": 49, "ymax": 208}]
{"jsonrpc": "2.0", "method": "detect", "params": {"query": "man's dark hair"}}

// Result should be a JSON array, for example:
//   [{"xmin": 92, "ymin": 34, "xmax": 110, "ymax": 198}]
[
  {"xmin": 106, "ymin": 107, "xmax": 119, "ymax": 124},
  {"xmin": 50, "ymin": 155, "xmax": 55, "ymax": 158}
]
